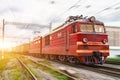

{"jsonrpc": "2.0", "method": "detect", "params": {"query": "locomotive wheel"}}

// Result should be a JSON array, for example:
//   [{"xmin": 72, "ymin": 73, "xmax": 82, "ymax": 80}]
[
  {"xmin": 44, "ymin": 54, "xmax": 49, "ymax": 59},
  {"xmin": 58, "ymin": 55, "xmax": 66, "ymax": 62},
  {"xmin": 67, "ymin": 56, "xmax": 78, "ymax": 64},
  {"xmin": 49, "ymin": 55, "xmax": 55, "ymax": 60}
]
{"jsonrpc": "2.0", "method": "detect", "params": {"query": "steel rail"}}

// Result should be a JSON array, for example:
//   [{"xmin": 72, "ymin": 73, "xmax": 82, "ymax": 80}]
[{"xmin": 17, "ymin": 58, "xmax": 37, "ymax": 80}]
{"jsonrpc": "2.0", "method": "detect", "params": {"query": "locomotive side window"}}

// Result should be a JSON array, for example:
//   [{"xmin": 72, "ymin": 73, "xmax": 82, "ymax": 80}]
[
  {"xmin": 57, "ymin": 32, "xmax": 62, "ymax": 38},
  {"xmin": 94, "ymin": 25, "xmax": 104, "ymax": 33},
  {"xmin": 80, "ymin": 24, "xmax": 93, "ymax": 32},
  {"xmin": 72, "ymin": 24, "xmax": 77, "ymax": 33},
  {"xmin": 45, "ymin": 35, "xmax": 50, "ymax": 46}
]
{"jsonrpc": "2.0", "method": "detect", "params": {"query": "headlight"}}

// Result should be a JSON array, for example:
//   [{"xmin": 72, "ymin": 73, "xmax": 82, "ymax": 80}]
[
  {"xmin": 83, "ymin": 38, "xmax": 88, "ymax": 43},
  {"xmin": 89, "ymin": 16, "xmax": 96, "ymax": 22},
  {"xmin": 102, "ymin": 39, "xmax": 107, "ymax": 44}
]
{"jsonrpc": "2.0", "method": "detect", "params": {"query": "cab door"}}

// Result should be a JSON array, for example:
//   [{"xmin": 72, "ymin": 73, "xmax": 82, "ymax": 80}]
[
  {"xmin": 65, "ymin": 23, "xmax": 78, "ymax": 54},
  {"xmin": 65, "ymin": 29, "xmax": 69, "ymax": 52}
]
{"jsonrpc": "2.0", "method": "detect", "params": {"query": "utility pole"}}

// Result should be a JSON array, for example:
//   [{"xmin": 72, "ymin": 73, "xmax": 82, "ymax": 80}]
[{"xmin": 2, "ymin": 19, "xmax": 5, "ymax": 59}]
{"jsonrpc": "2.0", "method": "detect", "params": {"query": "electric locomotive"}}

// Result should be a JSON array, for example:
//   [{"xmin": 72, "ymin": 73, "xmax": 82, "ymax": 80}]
[{"xmin": 29, "ymin": 15, "xmax": 109, "ymax": 64}]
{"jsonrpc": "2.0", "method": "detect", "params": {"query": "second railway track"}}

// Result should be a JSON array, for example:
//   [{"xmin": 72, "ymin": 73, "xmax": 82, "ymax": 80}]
[
  {"xmin": 17, "ymin": 58, "xmax": 37, "ymax": 80},
  {"xmin": 54, "ymin": 60, "xmax": 120, "ymax": 78}
]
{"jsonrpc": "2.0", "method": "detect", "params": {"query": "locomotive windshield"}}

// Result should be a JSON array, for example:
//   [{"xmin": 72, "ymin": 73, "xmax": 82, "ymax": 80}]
[
  {"xmin": 81, "ymin": 24, "xmax": 93, "ymax": 32},
  {"xmin": 94, "ymin": 25, "xmax": 104, "ymax": 32},
  {"xmin": 80, "ymin": 24, "xmax": 104, "ymax": 33}
]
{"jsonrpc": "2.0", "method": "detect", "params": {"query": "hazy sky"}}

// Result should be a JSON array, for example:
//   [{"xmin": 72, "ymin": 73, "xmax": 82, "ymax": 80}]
[{"xmin": 0, "ymin": 0, "xmax": 120, "ymax": 46}]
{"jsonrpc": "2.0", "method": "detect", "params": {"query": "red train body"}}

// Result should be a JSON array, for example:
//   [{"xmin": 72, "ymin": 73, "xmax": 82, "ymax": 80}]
[{"xmin": 29, "ymin": 16, "xmax": 109, "ymax": 64}]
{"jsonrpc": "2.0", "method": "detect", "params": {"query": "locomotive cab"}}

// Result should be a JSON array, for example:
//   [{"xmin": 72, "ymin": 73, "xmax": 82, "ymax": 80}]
[{"xmin": 73, "ymin": 16, "xmax": 109, "ymax": 64}]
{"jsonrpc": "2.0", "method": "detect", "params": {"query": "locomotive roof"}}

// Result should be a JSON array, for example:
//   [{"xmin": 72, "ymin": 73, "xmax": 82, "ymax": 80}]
[
  {"xmin": 51, "ymin": 16, "xmax": 103, "ymax": 33},
  {"xmin": 38, "ymin": 16, "xmax": 104, "ymax": 38}
]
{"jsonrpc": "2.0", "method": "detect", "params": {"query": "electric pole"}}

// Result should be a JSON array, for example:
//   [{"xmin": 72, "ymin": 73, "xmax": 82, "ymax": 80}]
[{"xmin": 2, "ymin": 19, "xmax": 5, "ymax": 59}]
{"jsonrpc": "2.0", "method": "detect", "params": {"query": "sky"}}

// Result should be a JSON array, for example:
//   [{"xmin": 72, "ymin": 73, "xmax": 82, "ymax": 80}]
[{"xmin": 0, "ymin": 0, "xmax": 120, "ymax": 47}]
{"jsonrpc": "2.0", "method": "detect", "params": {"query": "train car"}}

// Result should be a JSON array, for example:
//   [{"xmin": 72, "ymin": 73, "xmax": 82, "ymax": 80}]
[
  {"xmin": 29, "ymin": 37, "xmax": 42, "ymax": 56},
  {"xmin": 12, "ymin": 43, "xmax": 29, "ymax": 54},
  {"xmin": 30, "ymin": 15, "xmax": 109, "ymax": 64}
]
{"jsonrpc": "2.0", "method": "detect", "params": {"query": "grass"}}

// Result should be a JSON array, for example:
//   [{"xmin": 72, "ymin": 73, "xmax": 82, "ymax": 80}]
[
  {"xmin": 0, "ymin": 54, "xmax": 28, "ymax": 80},
  {"xmin": 39, "ymin": 59, "xmax": 53, "ymax": 66},
  {"xmin": 35, "ymin": 62, "xmax": 69, "ymax": 80},
  {"xmin": 49, "ymin": 69, "xmax": 68, "ymax": 80},
  {"xmin": 0, "ymin": 55, "xmax": 12, "ymax": 74},
  {"xmin": 7, "ymin": 59, "xmax": 27, "ymax": 80},
  {"xmin": 8, "ymin": 69, "xmax": 25, "ymax": 80},
  {"xmin": 106, "ymin": 58, "xmax": 120, "ymax": 62}
]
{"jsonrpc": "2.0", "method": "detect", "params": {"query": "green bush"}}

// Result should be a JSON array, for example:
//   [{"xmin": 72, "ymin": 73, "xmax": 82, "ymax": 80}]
[{"xmin": 106, "ymin": 58, "xmax": 120, "ymax": 62}]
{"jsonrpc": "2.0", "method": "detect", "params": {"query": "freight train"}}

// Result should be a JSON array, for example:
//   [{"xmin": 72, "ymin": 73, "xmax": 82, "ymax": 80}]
[
  {"xmin": 29, "ymin": 15, "xmax": 109, "ymax": 64},
  {"xmin": 12, "ymin": 43, "xmax": 29, "ymax": 54},
  {"xmin": 13, "ymin": 15, "xmax": 109, "ymax": 64}
]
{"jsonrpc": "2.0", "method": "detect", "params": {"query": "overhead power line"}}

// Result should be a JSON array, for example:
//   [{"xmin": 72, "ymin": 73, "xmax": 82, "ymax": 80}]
[
  {"xmin": 5, "ymin": 21, "xmax": 50, "ymax": 28},
  {"xmin": 0, "ymin": 36, "xmax": 30, "ymax": 39},
  {"xmin": 51, "ymin": 0, "xmax": 82, "ymax": 22},
  {"xmin": 95, "ymin": 2, "xmax": 120, "ymax": 15}
]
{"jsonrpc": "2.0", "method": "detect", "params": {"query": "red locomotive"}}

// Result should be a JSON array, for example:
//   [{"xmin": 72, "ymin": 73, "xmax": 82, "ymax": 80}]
[{"xmin": 29, "ymin": 15, "xmax": 109, "ymax": 64}]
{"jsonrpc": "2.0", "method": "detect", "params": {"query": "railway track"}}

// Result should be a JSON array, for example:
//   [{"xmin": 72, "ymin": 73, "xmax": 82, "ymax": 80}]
[
  {"xmin": 25, "ymin": 56, "xmax": 79, "ymax": 80},
  {"xmin": 21, "ymin": 55, "xmax": 120, "ymax": 79},
  {"xmin": 53, "ymin": 60, "xmax": 120, "ymax": 78},
  {"xmin": 17, "ymin": 58, "xmax": 37, "ymax": 80},
  {"xmin": 94, "ymin": 64, "xmax": 120, "ymax": 78}
]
